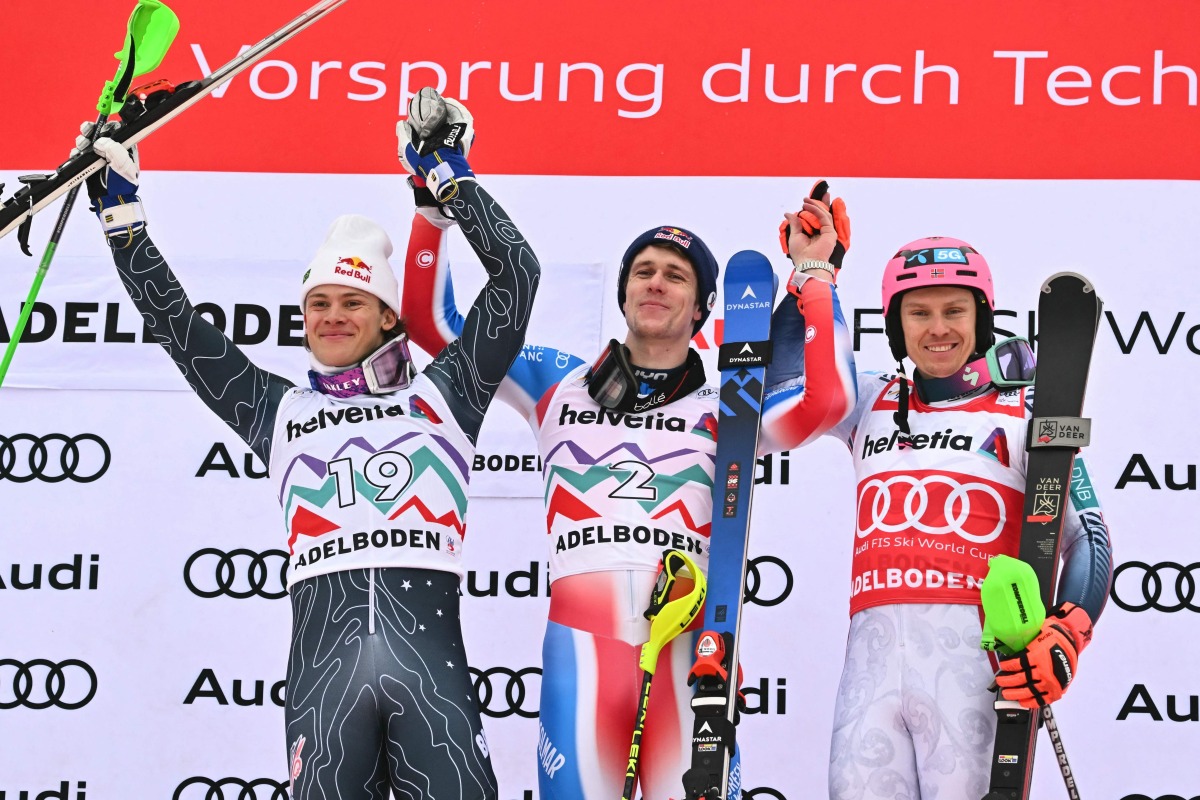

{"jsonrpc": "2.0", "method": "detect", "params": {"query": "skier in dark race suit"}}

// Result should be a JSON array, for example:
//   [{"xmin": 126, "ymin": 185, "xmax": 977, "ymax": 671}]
[{"xmin": 83, "ymin": 88, "xmax": 537, "ymax": 800}]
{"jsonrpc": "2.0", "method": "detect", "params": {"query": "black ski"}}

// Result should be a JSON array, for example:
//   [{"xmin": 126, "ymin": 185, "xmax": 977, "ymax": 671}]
[
  {"xmin": 0, "ymin": 0, "xmax": 347, "ymax": 244},
  {"xmin": 682, "ymin": 250, "xmax": 774, "ymax": 800},
  {"xmin": 982, "ymin": 272, "xmax": 1103, "ymax": 800}
]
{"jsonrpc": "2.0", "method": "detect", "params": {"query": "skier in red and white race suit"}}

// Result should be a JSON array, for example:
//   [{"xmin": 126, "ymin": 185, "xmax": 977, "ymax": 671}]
[
  {"xmin": 796, "ymin": 228, "xmax": 1115, "ymax": 799},
  {"xmin": 402, "ymin": 182, "xmax": 858, "ymax": 800}
]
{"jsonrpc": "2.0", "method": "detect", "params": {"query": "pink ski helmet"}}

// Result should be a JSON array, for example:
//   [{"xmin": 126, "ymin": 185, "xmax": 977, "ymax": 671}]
[{"xmin": 881, "ymin": 236, "xmax": 994, "ymax": 361}]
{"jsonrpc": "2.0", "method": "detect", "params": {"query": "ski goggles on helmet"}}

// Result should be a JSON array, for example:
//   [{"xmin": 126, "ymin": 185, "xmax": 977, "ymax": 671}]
[
  {"xmin": 986, "ymin": 337, "xmax": 1036, "ymax": 388},
  {"xmin": 362, "ymin": 334, "xmax": 416, "ymax": 394}
]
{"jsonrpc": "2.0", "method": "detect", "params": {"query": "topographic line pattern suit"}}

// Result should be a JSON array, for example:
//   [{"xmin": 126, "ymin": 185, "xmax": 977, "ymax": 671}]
[{"xmin": 107, "ymin": 179, "xmax": 538, "ymax": 800}]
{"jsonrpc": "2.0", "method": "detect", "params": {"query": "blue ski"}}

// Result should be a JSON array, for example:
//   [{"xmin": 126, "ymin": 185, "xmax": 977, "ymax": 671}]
[{"xmin": 682, "ymin": 250, "xmax": 775, "ymax": 800}]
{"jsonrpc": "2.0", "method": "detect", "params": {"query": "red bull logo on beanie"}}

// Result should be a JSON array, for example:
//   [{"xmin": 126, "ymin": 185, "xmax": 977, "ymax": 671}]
[
  {"xmin": 654, "ymin": 227, "xmax": 693, "ymax": 249},
  {"xmin": 334, "ymin": 255, "xmax": 374, "ymax": 283}
]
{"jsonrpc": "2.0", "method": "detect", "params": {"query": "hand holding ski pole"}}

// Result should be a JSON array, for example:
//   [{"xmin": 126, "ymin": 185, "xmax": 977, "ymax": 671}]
[
  {"xmin": 397, "ymin": 87, "xmax": 477, "ymax": 203},
  {"xmin": 981, "ymin": 558, "xmax": 1088, "ymax": 800},
  {"xmin": 0, "ymin": 0, "xmax": 347, "ymax": 248},
  {"xmin": 995, "ymin": 602, "xmax": 1092, "ymax": 709},
  {"xmin": 0, "ymin": 0, "xmax": 177, "ymax": 389},
  {"xmin": 71, "ymin": 122, "xmax": 147, "ymax": 242},
  {"xmin": 622, "ymin": 550, "xmax": 707, "ymax": 800},
  {"xmin": 779, "ymin": 180, "xmax": 851, "ymax": 286},
  {"xmin": 980, "ymin": 555, "xmax": 1092, "ymax": 708},
  {"xmin": 976, "ymin": 269, "xmax": 1106, "ymax": 800}
]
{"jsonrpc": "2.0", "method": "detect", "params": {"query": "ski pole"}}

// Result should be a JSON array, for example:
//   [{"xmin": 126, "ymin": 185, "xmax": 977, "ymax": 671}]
[
  {"xmin": 622, "ymin": 550, "xmax": 707, "ymax": 800},
  {"xmin": 1042, "ymin": 706, "xmax": 1080, "ymax": 800},
  {"xmin": 980, "ymin": 554, "xmax": 1081, "ymax": 800},
  {"xmin": 0, "ymin": 0, "xmax": 178, "ymax": 389}
]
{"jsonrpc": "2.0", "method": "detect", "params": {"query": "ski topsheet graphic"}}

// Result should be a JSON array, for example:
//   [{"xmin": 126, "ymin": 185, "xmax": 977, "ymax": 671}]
[
  {"xmin": 682, "ymin": 250, "xmax": 774, "ymax": 800},
  {"xmin": 981, "ymin": 272, "xmax": 1103, "ymax": 800}
]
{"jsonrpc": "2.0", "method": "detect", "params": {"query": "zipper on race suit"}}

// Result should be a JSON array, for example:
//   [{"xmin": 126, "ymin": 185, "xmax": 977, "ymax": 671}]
[{"xmin": 368, "ymin": 567, "xmax": 377, "ymax": 635}]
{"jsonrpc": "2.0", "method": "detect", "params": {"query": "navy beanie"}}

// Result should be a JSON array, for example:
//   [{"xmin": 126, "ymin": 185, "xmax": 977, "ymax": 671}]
[{"xmin": 617, "ymin": 226, "xmax": 719, "ymax": 334}]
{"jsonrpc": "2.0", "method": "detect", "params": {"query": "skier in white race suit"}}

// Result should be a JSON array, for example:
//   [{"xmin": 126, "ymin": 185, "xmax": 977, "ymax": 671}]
[
  {"xmin": 401, "ymin": 181, "xmax": 858, "ymax": 800},
  {"xmin": 790, "ymin": 221, "xmax": 1115, "ymax": 798},
  {"xmin": 82, "ymin": 89, "xmax": 537, "ymax": 800}
]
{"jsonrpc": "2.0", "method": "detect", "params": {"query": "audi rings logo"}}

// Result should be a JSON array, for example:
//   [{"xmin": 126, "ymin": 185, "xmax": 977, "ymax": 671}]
[
  {"xmin": 0, "ymin": 658, "xmax": 97, "ymax": 710},
  {"xmin": 857, "ymin": 474, "xmax": 1012, "ymax": 544},
  {"xmin": 1111, "ymin": 561, "xmax": 1200, "ymax": 613},
  {"xmin": 415, "ymin": 248, "xmax": 436, "ymax": 268},
  {"xmin": 470, "ymin": 666, "xmax": 540, "ymax": 718},
  {"xmin": 745, "ymin": 787, "xmax": 787, "ymax": 800},
  {"xmin": 173, "ymin": 777, "xmax": 289, "ymax": 800},
  {"xmin": 184, "ymin": 549, "xmax": 289, "ymax": 600},
  {"xmin": 0, "ymin": 433, "xmax": 110, "ymax": 483},
  {"xmin": 744, "ymin": 555, "xmax": 794, "ymax": 607},
  {"xmin": 1122, "ymin": 795, "xmax": 1200, "ymax": 800}
]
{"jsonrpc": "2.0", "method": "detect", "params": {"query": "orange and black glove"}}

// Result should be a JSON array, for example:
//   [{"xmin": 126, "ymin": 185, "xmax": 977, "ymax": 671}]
[
  {"xmin": 995, "ymin": 602, "xmax": 1093, "ymax": 709},
  {"xmin": 778, "ymin": 179, "xmax": 851, "ymax": 269}
]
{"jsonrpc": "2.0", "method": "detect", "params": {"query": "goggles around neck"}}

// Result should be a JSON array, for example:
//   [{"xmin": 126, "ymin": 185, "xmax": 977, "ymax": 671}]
[
  {"xmin": 309, "ymin": 334, "xmax": 416, "ymax": 398},
  {"xmin": 585, "ymin": 340, "xmax": 706, "ymax": 413},
  {"xmin": 915, "ymin": 337, "xmax": 1036, "ymax": 402},
  {"xmin": 986, "ymin": 336, "xmax": 1037, "ymax": 387}
]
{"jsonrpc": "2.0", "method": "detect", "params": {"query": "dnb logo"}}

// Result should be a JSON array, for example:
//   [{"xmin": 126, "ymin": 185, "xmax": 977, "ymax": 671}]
[
  {"xmin": 1111, "ymin": 561, "xmax": 1200, "ymax": 613},
  {"xmin": 0, "ymin": 658, "xmax": 97, "ymax": 709},
  {"xmin": 184, "ymin": 548, "xmax": 288, "ymax": 600},
  {"xmin": 0, "ymin": 433, "xmax": 110, "ymax": 483},
  {"xmin": 744, "ymin": 555, "xmax": 794, "ymax": 607},
  {"xmin": 470, "ymin": 666, "xmax": 540, "ymax": 718},
  {"xmin": 173, "ymin": 777, "xmax": 289, "ymax": 800},
  {"xmin": 857, "ymin": 472, "xmax": 1019, "ymax": 544}
]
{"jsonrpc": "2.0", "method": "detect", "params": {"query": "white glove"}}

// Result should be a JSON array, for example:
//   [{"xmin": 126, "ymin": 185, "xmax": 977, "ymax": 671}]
[
  {"xmin": 396, "ymin": 87, "xmax": 475, "ymax": 178},
  {"xmin": 75, "ymin": 121, "xmax": 145, "ymax": 237},
  {"xmin": 92, "ymin": 138, "xmax": 141, "ymax": 187}
]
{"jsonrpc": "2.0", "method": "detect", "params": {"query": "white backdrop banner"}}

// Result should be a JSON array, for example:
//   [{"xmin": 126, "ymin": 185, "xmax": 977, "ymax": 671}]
[
  {"xmin": 3, "ymin": 175, "xmax": 1199, "ymax": 800},
  {"xmin": 2, "ymin": 1, "xmax": 1199, "ymax": 797}
]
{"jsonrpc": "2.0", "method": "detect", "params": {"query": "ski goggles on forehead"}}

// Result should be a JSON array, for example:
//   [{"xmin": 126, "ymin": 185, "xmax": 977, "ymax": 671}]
[
  {"xmin": 987, "ymin": 337, "xmax": 1036, "ymax": 387},
  {"xmin": 362, "ymin": 334, "xmax": 416, "ymax": 394}
]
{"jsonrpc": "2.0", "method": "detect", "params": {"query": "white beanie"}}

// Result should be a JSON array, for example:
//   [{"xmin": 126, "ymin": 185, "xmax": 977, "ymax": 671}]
[{"xmin": 300, "ymin": 215, "xmax": 400, "ymax": 313}]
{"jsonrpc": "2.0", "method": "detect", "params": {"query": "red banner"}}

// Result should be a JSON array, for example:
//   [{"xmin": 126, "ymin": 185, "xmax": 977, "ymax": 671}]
[{"xmin": 3, "ymin": 0, "xmax": 1198, "ymax": 177}]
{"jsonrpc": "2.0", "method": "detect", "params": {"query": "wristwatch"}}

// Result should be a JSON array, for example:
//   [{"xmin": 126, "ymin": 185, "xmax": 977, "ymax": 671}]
[{"xmin": 797, "ymin": 259, "xmax": 836, "ymax": 277}]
